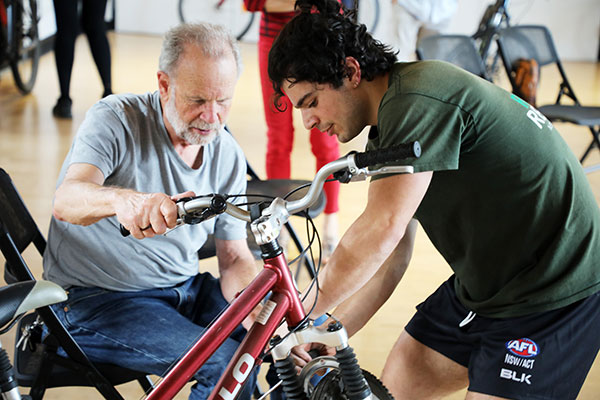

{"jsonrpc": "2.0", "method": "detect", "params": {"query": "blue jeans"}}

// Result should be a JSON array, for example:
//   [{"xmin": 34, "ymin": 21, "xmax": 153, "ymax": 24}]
[{"xmin": 50, "ymin": 273, "xmax": 256, "ymax": 400}]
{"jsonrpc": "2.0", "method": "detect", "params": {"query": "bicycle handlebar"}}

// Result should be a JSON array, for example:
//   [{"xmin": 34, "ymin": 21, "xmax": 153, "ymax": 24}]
[
  {"xmin": 354, "ymin": 142, "xmax": 421, "ymax": 169},
  {"xmin": 120, "ymin": 141, "xmax": 420, "ymax": 237}
]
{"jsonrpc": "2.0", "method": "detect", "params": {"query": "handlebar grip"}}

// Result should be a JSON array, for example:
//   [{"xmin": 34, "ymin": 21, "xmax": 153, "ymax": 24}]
[
  {"xmin": 119, "ymin": 224, "xmax": 130, "ymax": 237},
  {"xmin": 353, "ymin": 141, "xmax": 421, "ymax": 169}
]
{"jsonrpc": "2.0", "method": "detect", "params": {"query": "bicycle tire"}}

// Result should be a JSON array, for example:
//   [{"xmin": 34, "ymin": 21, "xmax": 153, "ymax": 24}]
[
  {"xmin": 8, "ymin": 0, "xmax": 40, "ymax": 94},
  {"xmin": 178, "ymin": 0, "xmax": 255, "ymax": 41},
  {"xmin": 356, "ymin": 0, "xmax": 379, "ymax": 35},
  {"xmin": 309, "ymin": 369, "xmax": 393, "ymax": 400}
]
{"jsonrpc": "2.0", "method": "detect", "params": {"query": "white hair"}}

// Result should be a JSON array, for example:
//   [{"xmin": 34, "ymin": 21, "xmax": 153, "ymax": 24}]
[{"xmin": 158, "ymin": 22, "xmax": 242, "ymax": 77}]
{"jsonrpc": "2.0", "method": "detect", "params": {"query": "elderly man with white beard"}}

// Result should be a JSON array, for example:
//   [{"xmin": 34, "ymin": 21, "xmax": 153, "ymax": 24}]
[{"xmin": 42, "ymin": 23, "xmax": 259, "ymax": 400}]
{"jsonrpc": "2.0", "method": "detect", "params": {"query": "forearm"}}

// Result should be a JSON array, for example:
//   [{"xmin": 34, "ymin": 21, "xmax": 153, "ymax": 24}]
[
  {"xmin": 329, "ymin": 219, "xmax": 417, "ymax": 336},
  {"xmin": 219, "ymin": 259, "xmax": 259, "ymax": 303},
  {"xmin": 53, "ymin": 178, "xmax": 133, "ymax": 225},
  {"xmin": 218, "ymin": 246, "xmax": 261, "ymax": 329},
  {"xmin": 307, "ymin": 208, "xmax": 408, "ymax": 317},
  {"xmin": 304, "ymin": 172, "xmax": 431, "ymax": 318}
]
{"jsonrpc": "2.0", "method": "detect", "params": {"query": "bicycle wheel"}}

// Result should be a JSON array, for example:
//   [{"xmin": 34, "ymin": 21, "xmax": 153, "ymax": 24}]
[
  {"xmin": 309, "ymin": 369, "xmax": 393, "ymax": 400},
  {"xmin": 356, "ymin": 0, "xmax": 379, "ymax": 35},
  {"xmin": 178, "ymin": 0, "xmax": 255, "ymax": 41},
  {"xmin": 7, "ymin": 0, "xmax": 40, "ymax": 94}
]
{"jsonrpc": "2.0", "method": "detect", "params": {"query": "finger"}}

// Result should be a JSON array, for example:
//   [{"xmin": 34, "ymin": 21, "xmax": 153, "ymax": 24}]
[
  {"xmin": 171, "ymin": 191, "xmax": 196, "ymax": 201},
  {"xmin": 129, "ymin": 224, "xmax": 146, "ymax": 240},
  {"xmin": 148, "ymin": 211, "xmax": 167, "ymax": 235},
  {"xmin": 290, "ymin": 353, "xmax": 309, "ymax": 368},
  {"xmin": 140, "ymin": 223, "xmax": 156, "ymax": 238},
  {"xmin": 160, "ymin": 198, "xmax": 179, "ymax": 228},
  {"xmin": 292, "ymin": 348, "xmax": 312, "ymax": 364}
]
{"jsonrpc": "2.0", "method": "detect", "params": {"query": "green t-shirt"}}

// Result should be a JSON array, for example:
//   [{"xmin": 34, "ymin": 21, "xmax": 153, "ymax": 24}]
[{"xmin": 368, "ymin": 60, "xmax": 600, "ymax": 318}]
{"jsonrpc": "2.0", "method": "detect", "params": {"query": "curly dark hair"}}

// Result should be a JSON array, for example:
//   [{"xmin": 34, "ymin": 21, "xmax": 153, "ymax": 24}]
[{"xmin": 268, "ymin": 0, "xmax": 397, "ymax": 111}]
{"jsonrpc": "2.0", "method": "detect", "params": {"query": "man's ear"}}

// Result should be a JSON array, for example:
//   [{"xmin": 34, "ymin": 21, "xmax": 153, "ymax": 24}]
[
  {"xmin": 345, "ymin": 56, "xmax": 362, "ymax": 88},
  {"xmin": 157, "ymin": 71, "xmax": 170, "ymax": 101}
]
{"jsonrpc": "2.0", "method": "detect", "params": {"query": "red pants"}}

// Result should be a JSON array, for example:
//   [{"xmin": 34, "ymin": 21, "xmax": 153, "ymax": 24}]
[{"xmin": 258, "ymin": 25, "xmax": 340, "ymax": 214}]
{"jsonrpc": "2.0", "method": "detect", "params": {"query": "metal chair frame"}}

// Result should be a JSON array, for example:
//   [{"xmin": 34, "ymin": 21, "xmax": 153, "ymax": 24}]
[
  {"xmin": 496, "ymin": 24, "xmax": 600, "ymax": 173},
  {"xmin": 0, "ymin": 168, "xmax": 154, "ymax": 400}
]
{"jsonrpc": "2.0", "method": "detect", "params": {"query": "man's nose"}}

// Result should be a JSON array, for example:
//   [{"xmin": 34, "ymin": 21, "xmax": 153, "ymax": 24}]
[
  {"xmin": 200, "ymin": 103, "xmax": 219, "ymax": 124},
  {"xmin": 302, "ymin": 110, "xmax": 318, "ymax": 130}
]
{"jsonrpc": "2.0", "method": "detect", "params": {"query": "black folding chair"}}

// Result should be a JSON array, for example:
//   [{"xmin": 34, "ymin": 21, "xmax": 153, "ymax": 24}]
[
  {"xmin": 0, "ymin": 168, "xmax": 154, "ymax": 400},
  {"xmin": 496, "ymin": 25, "xmax": 600, "ymax": 173},
  {"xmin": 416, "ymin": 34, "xmax": 491, "ymax": 81}
]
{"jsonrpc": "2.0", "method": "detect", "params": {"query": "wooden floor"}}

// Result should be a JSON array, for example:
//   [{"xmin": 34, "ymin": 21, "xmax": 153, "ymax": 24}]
[{"xmin": 1, "ymin": 32, "xmax": 599, "ymax": 399}]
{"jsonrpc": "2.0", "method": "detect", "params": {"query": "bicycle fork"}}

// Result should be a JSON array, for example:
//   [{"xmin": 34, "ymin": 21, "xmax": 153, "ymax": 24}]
[{"xmin": 271, "ymin": 323, "xmax": 373, "ymax": 400}]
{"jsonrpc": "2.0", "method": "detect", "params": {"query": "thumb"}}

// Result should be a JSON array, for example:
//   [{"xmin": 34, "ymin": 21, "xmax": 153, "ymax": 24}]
[{"xmin": 171, "ymin": 191, "xmax": 196, "ymax": 201}]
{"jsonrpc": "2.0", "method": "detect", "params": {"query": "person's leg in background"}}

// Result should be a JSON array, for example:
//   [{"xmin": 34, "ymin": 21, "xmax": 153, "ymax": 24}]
[
  {"xmin": 80, "ymin": 0, "xmax": 112, "ymax": 98},
  {"xmin": 310, "ymin": 128, "xmax": 340, "ymax": 260},
  {"xmin": 386, "ymin": 1, "xmax": 422, "ymax": 61},
  {"xmin": 259, "ymin": 30, "xmax": 294, "ymax": 181},
  {"xmin": 52, "ymin": 0, "xmax": 79, "ymax": 118}
]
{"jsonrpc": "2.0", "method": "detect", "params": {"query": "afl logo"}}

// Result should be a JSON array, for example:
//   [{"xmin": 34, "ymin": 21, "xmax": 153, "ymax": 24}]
[{"xmin": 505, "ymin": 338, "xmax": 539, "ymax": 358}]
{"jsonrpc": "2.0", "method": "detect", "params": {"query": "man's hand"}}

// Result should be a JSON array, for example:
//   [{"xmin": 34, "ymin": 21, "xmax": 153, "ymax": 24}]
[
  {"xmin": 115, "ymin": 190, "xmax": 195, "ymax": 239},
  {"xmin": 291, "ymin": 343, "xmax": 336, "ymax": 373}
]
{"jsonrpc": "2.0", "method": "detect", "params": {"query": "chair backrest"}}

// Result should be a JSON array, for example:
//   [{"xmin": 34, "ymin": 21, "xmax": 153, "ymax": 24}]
[
  {"xmin": 496, "ymin": 24, "xmax": 578, "ymax": 105},
  {"xmin": 416, "ymin": 34, "xmax": 491, "ymax": 80},
  {"xmin": 0, "ymin": 168, "xmax": 153, "ymax": 398},
  {"xmin": 0, "ymin": 168, "xmax": 43, "ymax": 283},
  {"xmin": 496, "ymin": 25, "xmax": 559, "ymax": 70}
]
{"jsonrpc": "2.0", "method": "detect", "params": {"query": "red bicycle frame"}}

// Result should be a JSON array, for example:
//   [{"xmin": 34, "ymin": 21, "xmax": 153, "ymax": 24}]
[
  {"xmin": 146, "ymin": 251, "xmax": 305, "ymax": 400},
  {"xmin": 143, "ymin": 145, "xmax": 420, "ymax": 399}
]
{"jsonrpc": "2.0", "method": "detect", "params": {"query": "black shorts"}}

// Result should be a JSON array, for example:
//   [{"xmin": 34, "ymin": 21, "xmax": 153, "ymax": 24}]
[{"xmin": 405, "ymin": 276, "xmax": 600, "ymax": 400}]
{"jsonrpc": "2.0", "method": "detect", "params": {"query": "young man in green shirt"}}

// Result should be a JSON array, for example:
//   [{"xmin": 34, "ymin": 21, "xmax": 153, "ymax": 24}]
[{"xmin": 268, "ymin": 1, "xmax": 600, "ymax": 399}]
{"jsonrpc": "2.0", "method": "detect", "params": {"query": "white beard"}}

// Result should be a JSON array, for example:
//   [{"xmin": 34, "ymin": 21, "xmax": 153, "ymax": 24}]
[{"xmin": 164, "ymin": 92, "xmax": 221, "ymax": 146}]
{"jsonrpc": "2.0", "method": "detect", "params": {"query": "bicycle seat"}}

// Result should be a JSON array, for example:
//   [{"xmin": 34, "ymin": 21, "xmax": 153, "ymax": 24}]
[{"xmin": 0, "ymin": 281, "xmax": 67, "ymax": 327}]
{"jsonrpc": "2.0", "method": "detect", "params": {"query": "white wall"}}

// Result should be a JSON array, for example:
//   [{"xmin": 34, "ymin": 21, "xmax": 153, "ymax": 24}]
[
  {"xmin": 38, "ymin": 0, "xmax": 56, "ymax": 40},
  {"xmin": 68, "ymin": 0, "xmax": 599, "ymax": 62}
]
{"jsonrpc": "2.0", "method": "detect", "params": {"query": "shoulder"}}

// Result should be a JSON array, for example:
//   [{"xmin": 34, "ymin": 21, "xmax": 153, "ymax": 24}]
[
  {"xmin": 76, "ymin": 92, "xmax": 164, "ymax": 149},
  {"xmin": 383, "ymin": 61, "xmax": 483, "ymax": 112},
  {"xmin": 215, "ymin": 128, "xmax": 245, "ymax": 157},
  {"xmin": 94, "ymin": 91, "xmax": 160, "ymax": 119}
]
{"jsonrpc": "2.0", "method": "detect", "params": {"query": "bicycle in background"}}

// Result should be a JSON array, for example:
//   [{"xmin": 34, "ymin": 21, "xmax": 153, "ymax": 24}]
[
  {"xmin": 0, "ymin": 0, "xmax": 40, "ymax": 94},
  {"xmin": 178, "ymin": 0, "xmax": 380, "ymax": 42},
  {"xmin": 472, "ymin": 0, "xmax": 511, "ymax": 80},
  {"xmin": 178, "ymin": 0, "xmax": 256, "ymax": 41}
]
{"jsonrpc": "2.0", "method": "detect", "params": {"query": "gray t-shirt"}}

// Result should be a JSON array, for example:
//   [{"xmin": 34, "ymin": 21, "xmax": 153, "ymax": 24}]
[{"xmin": 43, "ymin": 91, "xmax": 248, "ymax": 291}]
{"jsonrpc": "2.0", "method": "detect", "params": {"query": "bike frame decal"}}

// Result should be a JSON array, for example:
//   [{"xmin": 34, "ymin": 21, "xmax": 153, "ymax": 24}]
[
  {"xmin": 217, "ymin": 353, "xmax": 255, "ymax": 400},
  {"xmin": 255, "ymin": 299, "xmax": 276, "ymax": 325}
]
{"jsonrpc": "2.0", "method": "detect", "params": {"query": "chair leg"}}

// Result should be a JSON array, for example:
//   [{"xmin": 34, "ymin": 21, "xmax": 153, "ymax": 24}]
[
  {"xmin": 28, "ymin": 351, "xmax": 55, "ymax": 400},
  {"xmin": 137, "ymin": 375, "xmax": 155, "ymax": 394},
  {"xmin": 580, "ymin": 126, "xmax": 600, "ymax": 173}
]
